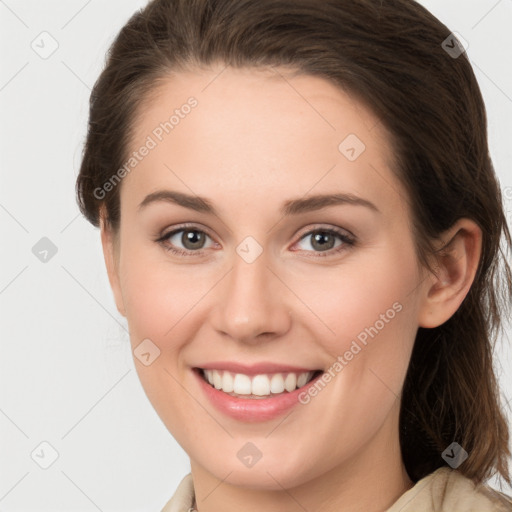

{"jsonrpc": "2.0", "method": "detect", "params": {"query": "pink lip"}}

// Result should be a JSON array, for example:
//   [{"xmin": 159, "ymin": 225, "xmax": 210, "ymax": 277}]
[
  {"xmin": 196, "ymin": 361, "xmax": 320, "ymax": 376},
  {"xmin": 192, "ymin": 368, "xmax": 323, "ymax": 422}
]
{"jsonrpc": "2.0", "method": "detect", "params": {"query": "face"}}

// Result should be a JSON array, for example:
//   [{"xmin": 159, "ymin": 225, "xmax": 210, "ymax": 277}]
[{"xmin": 102, "ymin": 66, "xmax": 430, "ymax": 490}]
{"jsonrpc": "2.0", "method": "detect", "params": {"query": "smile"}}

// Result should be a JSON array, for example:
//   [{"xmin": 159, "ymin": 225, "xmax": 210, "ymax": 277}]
[
  {"xmin": 192, "ymin": 366, "xmax": 324, "ymax": 422},
  {"xmin": 199, "ymin": 368, "xmax": 322, "ymax": 398}
]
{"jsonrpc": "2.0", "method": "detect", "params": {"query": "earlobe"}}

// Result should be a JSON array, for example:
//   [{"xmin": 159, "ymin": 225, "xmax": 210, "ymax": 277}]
[
  {"xmin": 417, "ymin": 218, "xmax": 482, "ymax": 328},
  {"xmin": 99, "ymin": 209, "xmax": 126, "ymax": 318}
]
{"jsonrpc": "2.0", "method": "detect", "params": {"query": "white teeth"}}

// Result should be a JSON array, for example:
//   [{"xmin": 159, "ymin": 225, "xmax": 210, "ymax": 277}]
[
  {"xmin": 251, "ymin": 374, "xmax": 270, "ymax": 396},
  {"xmin": 222, "ymin": 371, "xmax": 234, "ymax": 393},
  {"xmin": 213, "ymin": 370, "xmax": 222, "ymax": 389},
  {"xmin": 202, "ymin": 369, "xmax": 316, "ymax": 397},
  {"xmin": 284, "ymin": 373, "xmax": 297, "ymax": 392},
  {"xmin": 233, "ymin": 373, "xmax": 252, "ymax": 394},
  {"xmin": 297, "ymin": 372, "xmax": 308, "ymax": 387},
  {"xmin": 270, "ymin": 373, "xmax": 285, "ymax": 394}
]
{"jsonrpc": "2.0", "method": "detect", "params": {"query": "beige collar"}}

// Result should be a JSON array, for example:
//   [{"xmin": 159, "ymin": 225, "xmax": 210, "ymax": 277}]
[{"xmin": 161, "ymin": 467, "xmax": 512, "ymax": 512}]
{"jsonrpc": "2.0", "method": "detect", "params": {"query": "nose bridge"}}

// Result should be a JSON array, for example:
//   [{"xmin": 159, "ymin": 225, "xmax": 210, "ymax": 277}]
[{"xmin": 212, "ymin": 243, "xmax": 291, "ymax": 342}]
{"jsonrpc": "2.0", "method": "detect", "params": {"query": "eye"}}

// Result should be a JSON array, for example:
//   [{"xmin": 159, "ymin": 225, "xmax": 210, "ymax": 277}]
[
  {"xmin": 293, "ymin": 226, "xmax": 355, "ymax": 257},
  {"xmin": 156, "ymin": 225, "xmax": 215, "ymax": 256},
  {"xmin": 155, "ymin": 224, "xmax": 356, "ymax": 258}
]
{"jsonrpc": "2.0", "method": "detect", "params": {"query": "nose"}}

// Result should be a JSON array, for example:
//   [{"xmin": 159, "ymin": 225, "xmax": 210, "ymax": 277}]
[{"xmin": 209, "ymin": 249, "xmax": 292, "ymax": 345}]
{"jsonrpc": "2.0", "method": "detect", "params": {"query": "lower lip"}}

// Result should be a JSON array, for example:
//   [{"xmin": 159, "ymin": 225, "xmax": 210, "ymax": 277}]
[{"xmin": 193, "ymin": 368, "xmax": 323, "ymax": 422}]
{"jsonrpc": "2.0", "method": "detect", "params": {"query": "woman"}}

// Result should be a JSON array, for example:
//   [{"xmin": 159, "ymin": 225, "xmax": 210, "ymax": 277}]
[{"xmin": 75, "ymin": 0, "xmax": 512, "ymax": 510}]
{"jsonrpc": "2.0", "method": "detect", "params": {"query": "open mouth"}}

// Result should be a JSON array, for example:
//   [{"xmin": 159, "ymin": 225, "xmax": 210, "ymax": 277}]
[{"xmin": 194, "ymin": 367, "xmax": 323, "ymax": 399}]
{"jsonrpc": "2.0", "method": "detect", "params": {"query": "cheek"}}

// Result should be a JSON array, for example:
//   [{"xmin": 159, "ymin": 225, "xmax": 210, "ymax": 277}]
[
  {"xmin": 117, "ymin": 248, "xmax": 203, "ymax": 437},
  {"xmin": 299, "ymin": 250, "xmax": 417, "ymax": 349},
  {"xmin": 297, "ymin": 243, "xmax": 420, "ymax": 411},
  {"xmin": 118, "ymin": 240, "xmax": 206, "ymax": 340}
]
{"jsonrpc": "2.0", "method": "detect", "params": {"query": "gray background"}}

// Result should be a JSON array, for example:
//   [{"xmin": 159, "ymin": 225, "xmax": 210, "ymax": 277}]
[{"xmin": 1, "ymin": 0, "xmax": 511, "ymax": 510}]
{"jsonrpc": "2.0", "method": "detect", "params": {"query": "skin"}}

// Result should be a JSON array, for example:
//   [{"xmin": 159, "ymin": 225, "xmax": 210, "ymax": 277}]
[{"xmin": 99, "ymin": 65, "xmax": 482, "ymax": 512}]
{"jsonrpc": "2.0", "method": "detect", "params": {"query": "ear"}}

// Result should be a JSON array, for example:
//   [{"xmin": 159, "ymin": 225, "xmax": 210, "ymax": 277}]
[
  {"xmin": 417, "ymin": 218, "xmax": 482, "ymax": 328},
  {"xmin": 99, "ymin": 207, "xmax": 126, "ymax": 317}
]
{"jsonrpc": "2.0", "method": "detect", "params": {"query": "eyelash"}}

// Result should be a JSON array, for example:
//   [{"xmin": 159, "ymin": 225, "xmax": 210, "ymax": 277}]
[{"xmin": 155, "ymin": 223, "xmax": 356, "ymax": 258}]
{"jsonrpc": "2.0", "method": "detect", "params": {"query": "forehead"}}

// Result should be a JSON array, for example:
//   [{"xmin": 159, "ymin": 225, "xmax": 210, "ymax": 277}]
[{"xmin": 121, "ymin": 66, "xmax": 405, "ymax": 219}]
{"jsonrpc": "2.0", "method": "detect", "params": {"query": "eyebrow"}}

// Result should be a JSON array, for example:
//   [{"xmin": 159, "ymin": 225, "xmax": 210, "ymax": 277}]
[{"xmin": 138, "ymin": 190, "xmax": 380, "ymax": 216}]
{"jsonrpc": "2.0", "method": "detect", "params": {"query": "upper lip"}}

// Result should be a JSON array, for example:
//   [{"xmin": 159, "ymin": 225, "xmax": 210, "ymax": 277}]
[{"xmin": 195, "ymin": 361, "xmax": 321, "ymax": 376}]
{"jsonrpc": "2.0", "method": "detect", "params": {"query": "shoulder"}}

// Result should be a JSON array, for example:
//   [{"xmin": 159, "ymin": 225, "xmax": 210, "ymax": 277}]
[
  {"xmin": 477, "ymin": 481, "xmax": 512, "ymax": 511},
  {"xmin": 160, "ymin": 473, "xmax": 195, "ymax": 512},
  {"xmin": 161, "ymin": 469, "xmax": 512, "ymax": 512},
  {"xmin": 388, "ymin": 467, "xmax": 512, "ymax": 512}
]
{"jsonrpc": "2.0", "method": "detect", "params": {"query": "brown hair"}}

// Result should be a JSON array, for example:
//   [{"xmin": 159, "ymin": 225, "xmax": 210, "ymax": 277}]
[{"xmin": 76, "ymin": 0, "xmax": 512, "ymax": 488}]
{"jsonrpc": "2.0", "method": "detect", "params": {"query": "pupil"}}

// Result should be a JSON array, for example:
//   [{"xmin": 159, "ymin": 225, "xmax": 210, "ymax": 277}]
[
  {"xmin": 183, "ymin": 230, "xmax": 205, "ymax": 250},
  {"xmin": 312, "ymin": 232, "xmax": 334, "ymax": 251}
]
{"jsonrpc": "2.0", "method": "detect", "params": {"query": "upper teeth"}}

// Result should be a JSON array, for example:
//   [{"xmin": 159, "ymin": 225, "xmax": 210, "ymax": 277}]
[{"xmin": 203, "ymin": 369, "xmax": 316, "ymax": 396}]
